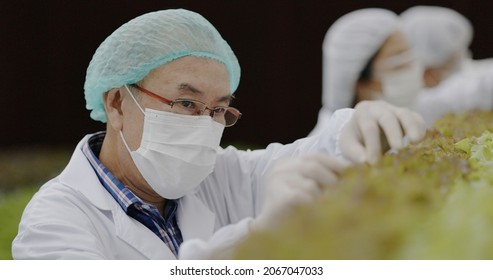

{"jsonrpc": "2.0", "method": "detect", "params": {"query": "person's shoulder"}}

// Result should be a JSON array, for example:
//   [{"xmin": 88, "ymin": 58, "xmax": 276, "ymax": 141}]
[{"xmin": 21, "ymin": 178, "xmax": 86, "ymax": 219}]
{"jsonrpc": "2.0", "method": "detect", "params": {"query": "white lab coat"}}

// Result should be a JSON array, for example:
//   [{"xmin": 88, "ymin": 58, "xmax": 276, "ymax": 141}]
[{"xmin": 12, "ymin": 109, "xmax": 352, "ymax": 260}]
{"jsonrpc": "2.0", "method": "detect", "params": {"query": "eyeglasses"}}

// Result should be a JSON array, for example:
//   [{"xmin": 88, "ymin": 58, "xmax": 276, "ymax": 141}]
[{"xmin": 129, "ymin": 84, "xmax": 242, "ymax": 127}]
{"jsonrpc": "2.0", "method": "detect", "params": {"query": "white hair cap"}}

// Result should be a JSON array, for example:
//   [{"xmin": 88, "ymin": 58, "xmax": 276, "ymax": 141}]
[
  {"xmin": 401, "ymin": 6, "xmax": 473, "ymax": 68},
  {"xmin": 322, "ymin": 8, "xmax": 399, "ymax": 112}
]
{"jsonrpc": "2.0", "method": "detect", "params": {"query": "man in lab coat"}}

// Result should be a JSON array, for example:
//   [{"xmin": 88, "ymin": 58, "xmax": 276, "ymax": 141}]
[{"xmin": 12, "ymin": 9, "xmax": 425, "ymax": 259}]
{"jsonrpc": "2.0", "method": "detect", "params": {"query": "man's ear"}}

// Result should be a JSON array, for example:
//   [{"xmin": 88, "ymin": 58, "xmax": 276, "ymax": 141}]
[{"xmin": 103, "ymin": 88, "xmax": 124, "ymax": 131}]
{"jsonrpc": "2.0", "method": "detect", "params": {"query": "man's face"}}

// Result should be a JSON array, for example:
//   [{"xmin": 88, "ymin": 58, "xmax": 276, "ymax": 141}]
[{"xmin": 121, "ymin": 56, "xmax": 231, "ymax": 151}]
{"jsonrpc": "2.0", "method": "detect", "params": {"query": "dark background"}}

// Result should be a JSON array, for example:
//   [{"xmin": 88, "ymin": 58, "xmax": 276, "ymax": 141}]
[{"xmin": 2, "ymin": 0, "xmax": 492, "ymax": 149}]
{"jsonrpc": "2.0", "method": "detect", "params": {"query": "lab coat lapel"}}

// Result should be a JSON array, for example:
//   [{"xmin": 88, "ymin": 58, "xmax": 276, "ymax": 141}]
[
  {"xmin": 178, "ymin": 194, "xmax": 215, "ymax": 242},
  {"xmin": 59, "ymin": 136, "xmax": 111, "ymax": 211},
  {"xmin": 62, "ymin": 136, "xmax": 176, "ymax": 259},
  {"xmin": 112, "ymin": 193, "xmax": 215, "ymax": 259},
  {"xmin": 113, "ymin": 204, "xmax": 176, "ymax": 259}
]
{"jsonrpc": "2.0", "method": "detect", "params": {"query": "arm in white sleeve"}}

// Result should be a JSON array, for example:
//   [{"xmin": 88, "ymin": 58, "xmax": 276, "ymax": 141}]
[
  {"xmin": 178, "ymin": 218, "xmax": 253, "ymax": 259},
  {"xmin": 183, "ymin": 100, "xmax": 426, "ymax": 259},
  {"xmin": 183, "ymin": 109, "xmax": 354, "ymax": 259},
  {"xmin": 249, "ymin": 107, "xmax": 354, "ymax": 164}
]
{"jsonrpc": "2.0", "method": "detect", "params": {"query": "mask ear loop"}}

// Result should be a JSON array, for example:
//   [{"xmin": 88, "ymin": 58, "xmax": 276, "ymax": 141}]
[
  {"xmin": 123, "ymin": 84, "xmax": 145, "ymax": 114},
  {"xmin": 119, "ymin": 130, "xmax": 134, "ymax": 153},
  {"xmin": 120, "ymin": 84, "xmax": 145, "ymax": 154}
]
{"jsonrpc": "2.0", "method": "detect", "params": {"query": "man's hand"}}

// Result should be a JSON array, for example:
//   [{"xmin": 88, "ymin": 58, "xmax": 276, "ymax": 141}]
[
  {"xmin": 340, "ymin": 100, "xmax": 426, "ymax": 164},
  {"xmin": 250, "ymin": 154, "xmax": 350, "ymax": 232}
]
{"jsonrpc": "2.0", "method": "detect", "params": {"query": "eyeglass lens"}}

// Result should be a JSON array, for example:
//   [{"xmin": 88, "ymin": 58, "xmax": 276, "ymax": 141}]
[{"xmin": 172, "ymin": 100, "xmax": 241, "ymax": 127}]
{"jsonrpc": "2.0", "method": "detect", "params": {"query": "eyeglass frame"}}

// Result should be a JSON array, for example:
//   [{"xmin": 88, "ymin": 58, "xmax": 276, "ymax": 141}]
[{"xmin": 128, "ymin": 84, "xmax": 242, "ymax": 127}]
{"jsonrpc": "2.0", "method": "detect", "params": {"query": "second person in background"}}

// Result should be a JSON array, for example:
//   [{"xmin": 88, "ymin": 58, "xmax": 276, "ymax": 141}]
[
  {"xmin": 311, "ymin": 7, "xmax": 493, "ymax": 136},
  {"xmin": 311, "ymin": 8, "xmax": 423, "ymax": 136}
]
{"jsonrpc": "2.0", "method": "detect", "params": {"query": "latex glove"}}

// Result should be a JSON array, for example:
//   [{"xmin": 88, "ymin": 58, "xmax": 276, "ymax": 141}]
[
  {"xmin": 250, "ymin": 154, "xmax": 350, "ymax": 232},
  {"xmin": 340, "ymin": 100, "xmax": 426, "ymax": 164}
]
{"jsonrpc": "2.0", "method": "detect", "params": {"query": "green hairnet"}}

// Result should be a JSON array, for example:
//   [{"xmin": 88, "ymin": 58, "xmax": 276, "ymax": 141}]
[{"xmin": 84, "ymin": 9, "xmax": 241, "ymax": 123}]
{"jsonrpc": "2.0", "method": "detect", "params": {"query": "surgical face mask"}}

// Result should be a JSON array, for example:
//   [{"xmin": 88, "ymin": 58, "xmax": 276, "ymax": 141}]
[
  {"xmin": 377, "ymin": 62, "xmax": 423, "ymax": 108},
  {"xmin": 120, "ymin": 85, "xmax": 224, "ymax": 199}
]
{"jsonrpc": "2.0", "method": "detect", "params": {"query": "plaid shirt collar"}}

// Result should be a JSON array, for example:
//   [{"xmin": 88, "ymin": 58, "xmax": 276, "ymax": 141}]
[{"xmin": 81, "ymin": 131, "xmax": 183, "ymax": 256}]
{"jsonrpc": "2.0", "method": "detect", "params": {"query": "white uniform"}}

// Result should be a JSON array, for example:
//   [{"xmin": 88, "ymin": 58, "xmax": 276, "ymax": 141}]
[
  {"xmin": 12, "ymin": 109, "xmax": 352, "ymax": 259},
  {"xmin": 414, "ymin": 64, "xmax": 493, "ymax": 127}
]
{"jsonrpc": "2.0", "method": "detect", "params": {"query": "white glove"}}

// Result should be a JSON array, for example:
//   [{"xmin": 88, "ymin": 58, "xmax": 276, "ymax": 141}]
[
  {"xmin": 250, "ymin": 154, "xmax": 350, "ymax": 232},
  {"xmin": 340, "ymin": 100, "xmax": 426, "ymax": 164}
]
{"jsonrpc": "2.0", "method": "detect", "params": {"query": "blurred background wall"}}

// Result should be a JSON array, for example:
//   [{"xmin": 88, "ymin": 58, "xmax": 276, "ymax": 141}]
[{"xmin": 2, "ymin": 0, "xmax": 492, "ymax": 149}]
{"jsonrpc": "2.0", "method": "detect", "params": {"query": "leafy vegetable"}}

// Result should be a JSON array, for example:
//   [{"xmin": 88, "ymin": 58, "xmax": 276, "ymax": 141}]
[{"xmin": 234, "ymin": 110, "xmax": 493, "ymax": 259}]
